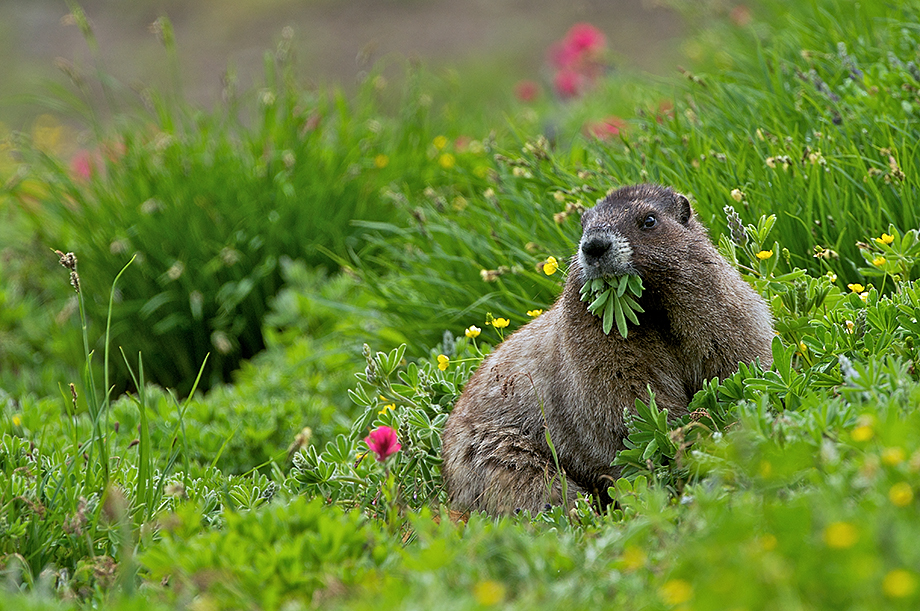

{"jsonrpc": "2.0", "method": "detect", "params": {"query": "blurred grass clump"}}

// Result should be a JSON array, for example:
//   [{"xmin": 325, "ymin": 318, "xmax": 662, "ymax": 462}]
[{"xmin": 5, "ymin": 19, "xmax": 489, "ymax": 394}]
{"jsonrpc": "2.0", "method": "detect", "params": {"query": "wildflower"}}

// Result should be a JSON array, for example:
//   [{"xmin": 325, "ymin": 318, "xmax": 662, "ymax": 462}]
[
  {"xmin": 889, "ymin": 482, "xmax": 914, "ymax": 507},
  {"xmin": 511, "ymin": 166, "xmax": 532, "ymax": 178},
  {"xmin": 553, "ymin": 70, "xmax": 582, "ymax": 98},
  {"xmin": 527, "ymin": 309, "xmax": 544, "ymax": 317},
  {"xmin": 659, "ymin": 579, "xmax": 693, "ymax": 605},
  {"xmin": 759, "ymin": 534, "xmax": 778, "ymax": 551},
  {"xmin": 12, "ymin": 415, "xmax": 21, "ymax": 427},
  {"xmin": 437, "ymin": 354, "xmax": 450, "ymax": 371},
  {"xmin": 847, "ymin": 283, "xmax": 865, "ymax": 293},
  {"xmin": 211, "ymin": 331, "xmax": 233, "ymax": 354},
  {"xmin": 374, "ymin": 154, "xmax": 389, "ymax": 169},
  {"xmin": 491, "ymin": 318, "xmax": 510, "ymax": 329},
  {"xmin": 167, "ymin": 261, "xmax": 184, "ymax": 280},
  {"xmin": 378, "ymin": 403, "xmax": 395, "ymax": 415},
  {"xmin": 755, "ymin": 250, "xmax": 773, "ymax": 260},
  {"xmin": 438, "ymin": 153, "xmax": 456, "ymax": 169},
  {"xmin": 71, "ymin": 149, "xmax": 95, "ymax": 181},
  {"xmin": 797, "ymin": 341, "xmax": 808, "ymax": 354},
  {"xmin": 883, "ymin": 570, "xmax": 917, "ymax": 598},
  {"xmin": 730, "ymin": 188, "xmax": 744, "ymax": 202},
  {"xmin": 876, "ymin": 233, "xmax": 895, "ymax": 245},
  {"xmin": 823, "ymin": 521, "xmax": 859, "ymax": 548},
  {"xmin": 881, "ymin": 447, "xmax": 906, "ymax": 466},
  {"xmin": 620, "ymin": 546, "xmax": 646, "ymax": 572},
  {"xmin": 543, "ymin": 256, "xmax": 559, "ymax": 275},
  {"xmin": 826, "ymin": 272, "xmax": 838, "ymax": 283},
  {"xmin": 585, "ymin": 116, "xmax": 626, "ymax": 140},
  {"xmin": 432, "ymin": 135, "xmax": 448, "ymax": 150},
  {"xmin": 851, "ymin": 425, "xmax": 874, "ymax": 442},
  {"xmin": 730, "ymin": 5, "xmax": 752, "ymax": 27},
  {"xmin": 873, "ymin": 256, "xmax": 887, "ymax": 266},
  {"xmin": 473, "ymin": 580, "xmax": 506, "ymax": 606},
  {"xmin": 465, "ymin": 325, "xmax": 481, "ymax": 339},
  {"xmin": 480, "ymin": 269, "xmax": 501, "ymax": 282},
  {"xmin": 514, "ymin": 80, "xmax": 540, "ymax": 102},
  {"xmin": 364, "ymin": 426, "xmax": 401, "ymax": 462},
  {"xmin": 554, "ymin": 191, "xmax": 566, "ymax": 202}
]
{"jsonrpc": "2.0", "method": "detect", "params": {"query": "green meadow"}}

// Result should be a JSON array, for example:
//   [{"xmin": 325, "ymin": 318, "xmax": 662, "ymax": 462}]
[{"xmin": 2, "ymin": 0, "xmax": 920, "ymax": 608}]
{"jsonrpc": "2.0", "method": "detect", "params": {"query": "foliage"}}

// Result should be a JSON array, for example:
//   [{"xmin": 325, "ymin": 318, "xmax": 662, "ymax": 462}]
[
  {"xmin": 4, "ymin": 21, "xmax": 475, "ymax": 394},
  {"xmin": 6, "ymin": 0, "xmax": 920, "ymax": 610}
]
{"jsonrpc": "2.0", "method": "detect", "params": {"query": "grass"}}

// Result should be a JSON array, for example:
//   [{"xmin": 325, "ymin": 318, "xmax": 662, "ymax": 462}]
[{"xmin": 3, "ymin": 0, "xmax": 920, "ymax": 609}]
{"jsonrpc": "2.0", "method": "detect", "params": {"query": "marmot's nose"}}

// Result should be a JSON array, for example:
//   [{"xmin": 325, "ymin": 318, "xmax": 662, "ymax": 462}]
[{"xmin": 581, "ymin": 236, "xmax": 611, "ymax": 264}]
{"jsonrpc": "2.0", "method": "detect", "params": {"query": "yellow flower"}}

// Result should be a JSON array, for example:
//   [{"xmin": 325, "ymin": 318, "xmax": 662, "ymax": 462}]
[
  {"xmin": 876, "ymin": 233, "xmax": 895, "ymax": 245},
  {"xmin": 755, "ymin": 250, "xmax": 773, "ymax": 260},
  {"xmin": 527, "ymin": 309, "xmax": 544, "ymax": 317},
  {"xmin": 844, "ymin": 320, "xmax": 855, "ymax": 334},
  {"xmin": 432, "ymin": 135, "xmax": 448, "ymax": 150},
  {"xmin": 378, "ymin": 403, "xmax": 395, "ymax": 415},
  {"xmin": 847, "ymin": 283, "xmax": 865, "ymax": 293},
  {"xmin": 620, "ymin": 546, "xmax": 647, "ymax": 572},
  {"xmin": 873, "ymin": 256, "xmax": 887, "ymax": 266},
  {"xmin": 797, "ymin": 342, "xmax": 807, "ymax": 353},
  {"xmin": 730, "ymin": 188, "xmax": 744, "ymax": 202},
  {"xmin": 659, "ymin": 579, "xmax": 693, "ymax": 605},
  {"xmin": 437, "ymin": 354, "xmax": 450, "ymax": 371},
  {"xmin": 882, "ymin": 447, "xmax": 906, "ymax": 466},
  {"xmin": 465, "ymin": 325, "xmax": 481, "ymax": 339},
  {"xmin": 543, "ymin": 256, "xmax": 559, "ymax": 275},
  {"xmin": 473, "ymin": 580, "xmax": 506, "ymax": 606},
  {"xmin": 889, "ymin": 482, "xmax": 914, "ymax": 507},
  {"xmin": 883, "ymin": 569, "xmax": 917, "ymax": 598},
  {"xmin": 823, "ymin": 521, "xmax": 859, "ymax": 549},
  {"xmin": 759, "ymin": 533, "xmax": 778, "ymax": 551},
  {"xmin": 438, "ymin": 153, "xmax": 456, "ymax": 170},
  {"xmin": 12, "ymin": 415, "xmax": 21, "ymax": 427},
  {"xmin": 851, "ymin": 425, "xmax": 874, "ymax": 442},
  {"xmin": 491, "ymin": 318, "xmax": 510, "ymax": 329},
  {"xmin": 374, "ymin": 154, "xmax": 389, "ymax": 168}
]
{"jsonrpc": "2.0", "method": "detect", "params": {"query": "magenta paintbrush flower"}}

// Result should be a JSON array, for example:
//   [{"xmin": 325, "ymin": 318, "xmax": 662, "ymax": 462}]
[{"xmin": 364, "ymin": 426, "xmax": 401, "ymax": 462}]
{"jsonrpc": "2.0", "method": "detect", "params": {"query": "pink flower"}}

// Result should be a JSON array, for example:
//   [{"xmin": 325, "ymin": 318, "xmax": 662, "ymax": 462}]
[
  {"xmin": 514, "ymin": 80, "xmax": 540, "ymax": 103},
  {"xmin": 585, "ymin": 116, "xmax": 627, "ymax": 140},
  {"xmin": 565, "ymin": 23, "xmax": 606, "ymax": 55},
  {"xmin": 364, "ymin": 426, "xmax": 401, "ymax": 462},
  {"xmin": 554, "ymin": 70, "xmax": 583, "ymax": 99},
  {"xmin": 70, "ymin": 149, "xmax": 94, "ymax": 181}
]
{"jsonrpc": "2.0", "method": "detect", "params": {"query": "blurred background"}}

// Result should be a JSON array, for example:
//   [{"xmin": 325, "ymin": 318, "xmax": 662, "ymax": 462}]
[{"xmin": 0, "ymin": 0, "xmax": 684, "ymax": 127}]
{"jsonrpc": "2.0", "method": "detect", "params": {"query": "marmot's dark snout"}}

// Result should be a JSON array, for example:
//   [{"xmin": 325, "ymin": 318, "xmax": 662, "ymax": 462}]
[{"xmin": 581, "ymin": 235, "xmax": 612, "ymax": 264}]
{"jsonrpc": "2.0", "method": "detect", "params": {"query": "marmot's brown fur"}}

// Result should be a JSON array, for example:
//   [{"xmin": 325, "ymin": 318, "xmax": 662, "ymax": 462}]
[{"xmin": 441, "ymin": 184, "xmax": 774, "ymax": 515}]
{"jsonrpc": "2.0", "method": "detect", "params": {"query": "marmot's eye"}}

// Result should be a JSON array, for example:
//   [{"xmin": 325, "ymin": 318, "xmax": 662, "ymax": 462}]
[{"xmin": 642, "ymin": 214, "xmax": 657, "ymax": 229}]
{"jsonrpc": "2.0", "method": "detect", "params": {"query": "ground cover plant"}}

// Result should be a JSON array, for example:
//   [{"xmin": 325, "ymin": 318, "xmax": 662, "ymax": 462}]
[{"xmin": 3, "ymin": 0, "xmax": 920, "ymax": 609}]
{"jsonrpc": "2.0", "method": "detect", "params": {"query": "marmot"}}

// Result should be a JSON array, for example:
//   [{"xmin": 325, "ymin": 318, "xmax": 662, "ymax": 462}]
[{"xmin": 441, "ymin": 184, "xmax": 774, "ymax": 515}]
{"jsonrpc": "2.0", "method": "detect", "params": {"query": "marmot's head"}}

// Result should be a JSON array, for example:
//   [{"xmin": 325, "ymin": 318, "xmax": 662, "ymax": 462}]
[{"xmin": 577, "ymin": 184, "xmax": 697, "ymax": 282}]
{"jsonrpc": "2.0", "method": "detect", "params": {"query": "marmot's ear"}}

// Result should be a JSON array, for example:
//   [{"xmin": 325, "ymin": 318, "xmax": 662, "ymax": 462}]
[{"xmin": 674, "ymin": 193, "xmax": 692, "ymax": 225}]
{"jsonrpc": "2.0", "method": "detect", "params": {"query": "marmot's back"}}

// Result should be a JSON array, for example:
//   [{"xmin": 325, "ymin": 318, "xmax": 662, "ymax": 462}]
[{"xmin": 441, "ymin": 184, "xmax": 774, "ymax": 515}]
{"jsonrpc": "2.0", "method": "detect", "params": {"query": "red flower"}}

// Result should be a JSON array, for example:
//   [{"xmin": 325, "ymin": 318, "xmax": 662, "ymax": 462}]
[
  {"xmin": 565, "ymin": 23, "xmax": 606, "ymax": 55},
  {"xmin": 554, "ymin": 70, "xmax": 583, "ymax": 99},
  {"xmin": 364, "ymin": 426, "xmax": 401, "ymax": 462},
  {"xmin": 586, "ymin": 116, "xmax": 627, "ymax": 140},
  {"xmin": 514, "ymin": 80, "xmax": 540, "ymax": 103}
]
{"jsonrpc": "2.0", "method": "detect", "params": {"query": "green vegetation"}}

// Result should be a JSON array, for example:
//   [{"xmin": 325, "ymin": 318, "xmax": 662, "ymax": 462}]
[{"xmin": 3, "ymin": 0, "xmax": 920, "ymax": 609}]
